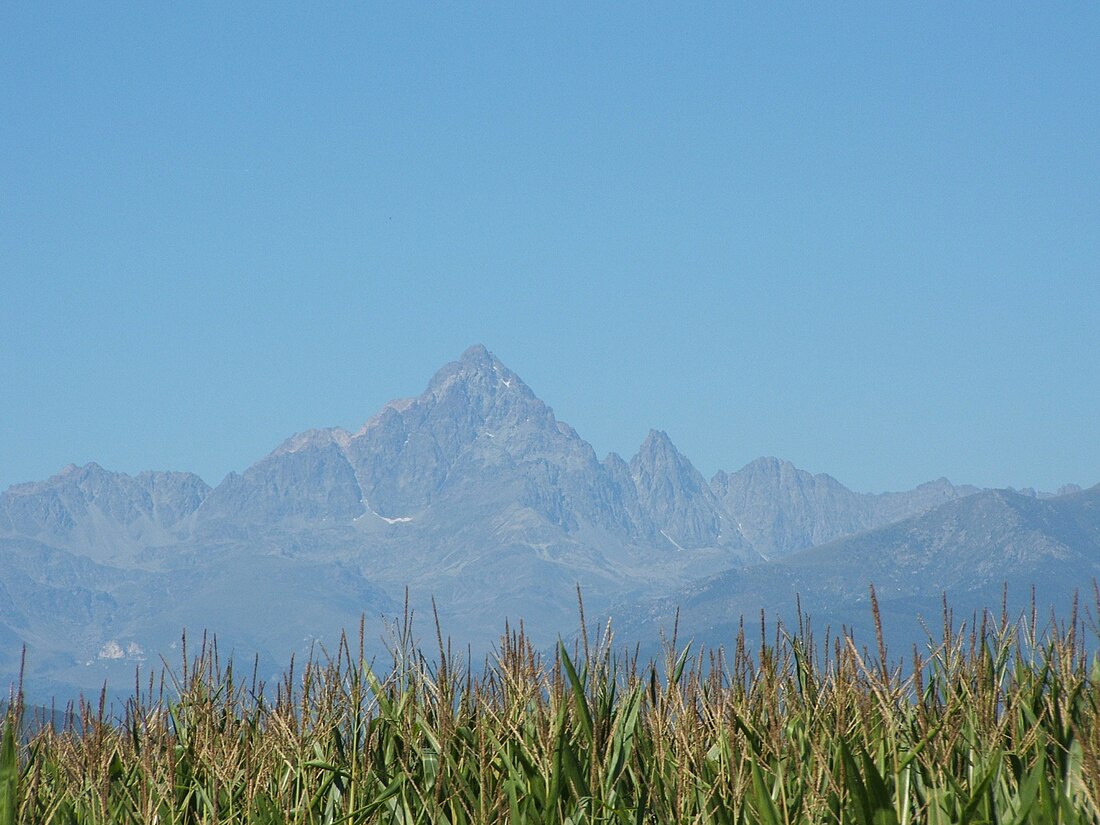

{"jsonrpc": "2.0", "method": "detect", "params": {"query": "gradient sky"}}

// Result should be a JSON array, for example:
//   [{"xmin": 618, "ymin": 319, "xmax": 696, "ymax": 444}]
[{"xmin": 2, "ymin": 4, "xmax": 1098, "ymax": 495}]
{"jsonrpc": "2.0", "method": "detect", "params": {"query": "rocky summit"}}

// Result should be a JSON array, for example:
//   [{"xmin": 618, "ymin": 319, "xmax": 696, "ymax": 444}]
[{"xmin": 1, "ymin": 345, "xmax": 1093, "ymax": 699}]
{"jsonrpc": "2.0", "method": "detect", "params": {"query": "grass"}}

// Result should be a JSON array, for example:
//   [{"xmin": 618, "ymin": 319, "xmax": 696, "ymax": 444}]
[{"xmin": 3, "ymin": 589, "xmax": 1100, "ymax": 823}]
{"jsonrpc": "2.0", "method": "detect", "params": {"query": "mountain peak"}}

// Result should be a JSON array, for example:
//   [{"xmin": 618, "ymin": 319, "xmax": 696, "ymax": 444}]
[
  {"xmin": 58, "ymin": 462, "xmax": 105, "ymax": 478},
  {"xmin": 638, "ymin": 429, "xmax": 676, "ymax": 454},
  {"xmin": 459, "ymin": 343, "xmax": 492, "ymax": 363},
  {"xmin": 628, "ymin": 429, "xmax": 736, "ymax": 551},
  {"xmin": 742, "ymin": 456, "xmax": 788, "ymax": 474},
  {"xmin": 271, "ymin": 427, "xmax": 352, "ymax": 457},
  {"xmin": 425, "ymin": 345, "xmax": 533, "ymax": 401},
  {"xmin": 635, "ymin": 429, "xmax": 710, "ymax": 480},
  {"xmin": 631, "ymin": 431, "xmax": 700, "ymax": 479}
]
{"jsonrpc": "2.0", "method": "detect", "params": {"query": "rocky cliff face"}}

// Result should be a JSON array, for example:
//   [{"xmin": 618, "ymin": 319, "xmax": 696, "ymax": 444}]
[
  {"xmin": 195, "ymin": 346, "xmax": 633, "ymax": 536},
  {"xmin": 711, "ymin": 457, "xmax": 980, "ymax": 558},
  {"xmin": 197, "ymin": 433, "xmax": 364, "ymax": 528},
  {"xmin": 630, "ymin": 430, "xmax": 751, "ymax": 554},
  {"xmin": 0, "ymin": 463, "xmax": 209, "ymax": 560}
]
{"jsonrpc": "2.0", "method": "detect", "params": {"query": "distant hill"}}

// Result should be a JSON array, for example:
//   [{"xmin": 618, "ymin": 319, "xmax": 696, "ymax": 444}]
[{"xmin": 1, "ymin": 345, "xmax": 1089, "ymax": 699}]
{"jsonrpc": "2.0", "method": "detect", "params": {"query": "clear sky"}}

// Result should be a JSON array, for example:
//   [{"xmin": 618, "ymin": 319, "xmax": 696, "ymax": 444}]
[{"xmin": 2, "ymin": 4, "xmax": 1098, "ymax": 495}]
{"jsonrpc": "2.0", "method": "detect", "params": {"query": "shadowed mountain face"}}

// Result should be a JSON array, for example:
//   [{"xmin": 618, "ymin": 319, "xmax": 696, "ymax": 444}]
[{"xmin": 1, "ymin": 345, "xmax": 1091, "ymax": 698}]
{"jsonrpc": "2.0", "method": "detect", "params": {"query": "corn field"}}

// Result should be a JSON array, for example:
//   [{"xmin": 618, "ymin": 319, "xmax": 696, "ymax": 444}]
[{"xmin": 3, "ymin": 592, "xmax": 1100, "ymax": 824}]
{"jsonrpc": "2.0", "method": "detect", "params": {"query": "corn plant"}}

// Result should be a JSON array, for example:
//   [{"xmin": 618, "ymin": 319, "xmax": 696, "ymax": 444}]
[{"xmin": 6, "ymin": 593, "xmax": 1100, "ymax": 823}]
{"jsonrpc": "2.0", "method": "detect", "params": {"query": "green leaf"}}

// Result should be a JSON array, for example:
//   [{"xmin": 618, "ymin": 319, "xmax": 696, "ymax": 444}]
[
  {"xmin": 671, "ymin": 642, "xmax": 693, "ymax": 687},
  {"xmin": 559, "ymin": 643, "xmax": 594, "ymax": 746},
  {"xmin": 958, "ymin": 754, "xmax": 998, "ymax": 825},
  {"xmin": 749, "ymin": 761, "xmax": 782, "ymax": 825},
  {"xmin": 860, "ymin": 748, "xmax": 899, "ymax": 825},
  {"xmin": 842, "ymin": 738, "xmax": 900, "ymax": 825},
  {"xmin": 997, "ymin": 754, "xmax": 1041, "ymax": 825},
  {"xmin": 0, "ymin": 718, "xmax": 16, "ymax": 825}
]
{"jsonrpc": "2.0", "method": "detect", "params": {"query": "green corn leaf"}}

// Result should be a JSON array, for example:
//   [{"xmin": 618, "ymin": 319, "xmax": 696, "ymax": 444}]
[
  {"xmin": 548, "ymin": 695, "xmax": 569, "ymax": 814},
  {"xmin": 560, "ymin": 643, "xmax": 594, "ymax": 746},
  {"xmin": 749, "ymin": 761, "xmax": 782, "ymax": 825},
  {"xmin": 898, "ymin": 712, "xmax": 949, "ymax": 771},
  {"xmin": 0, "ymin": 718, "xmax": 15, "ymax": 825},
  {"xmin": 561, "ymin": 738, "xmax": 592, "ymax": 801},
  {"xmin": 604, "ymin": 686, "xmax": 643, "ymax": 789},
  {"xmin": 841, "ymin": 738, "xmax": 876, "ymax": 825},
  {"xmin": 998, "ymin": 761, "xmax": 1038, "ymax": 825},
  {"xmin": 671, "ymin": 642, "xmax": 693, "ymax": 687},
  {"xmin": 860, "ymin": 748, "xmax": 899, "ymax": 825},
  {"xmin": 958, "ymin": 755, "xmax": 998, "ymax": 825}
]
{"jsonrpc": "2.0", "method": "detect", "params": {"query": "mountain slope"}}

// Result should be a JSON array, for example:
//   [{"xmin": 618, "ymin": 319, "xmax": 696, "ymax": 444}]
[
  {"xmin": 0, "ymin": 464, "xmax": 209, "ymax": 562},
  {"xmin": 631, "ymin": 430, "xmax": 753, "ymax": 554},
  {"xmin": 711, "ymin": 457, "xmax": 979, "ymax": 558},
  {"xmin": 621, "ymin": 485, "xmax": 1100, "ymax": 657}
]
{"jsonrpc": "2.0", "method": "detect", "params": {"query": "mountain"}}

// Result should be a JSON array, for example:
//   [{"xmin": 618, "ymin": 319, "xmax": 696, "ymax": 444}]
[
  {"xmin": 630, "ymin": 430, "xmax": 754, "ymax": 553},
  {"xmin": 711, "ymin": 457, "xmax": 980, "ymax": 558},
  {"xmin": 619, "ymin": 485, "xmax": 1100, "ymax": 659},
  {"xmin": 0, "ymin": 347, "xmax": 741, "ymax": 697},
  {"xmin": 0, "ymin": 345, "xmax": 1088, "ymax": 699},
  {"xmin": 0, "ymin": 464, "xmax": 209, "ymax": 563}
]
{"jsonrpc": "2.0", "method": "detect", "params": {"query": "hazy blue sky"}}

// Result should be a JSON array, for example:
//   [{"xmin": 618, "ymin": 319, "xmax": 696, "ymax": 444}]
[{"xmin": 2, "ymin": 4, "xmax": 1098, "ymax": 494}]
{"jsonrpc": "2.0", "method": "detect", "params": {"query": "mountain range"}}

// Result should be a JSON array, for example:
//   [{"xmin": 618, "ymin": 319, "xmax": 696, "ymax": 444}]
[
  {"xmin": 1, "ymin": 345, "xmax": 1094, "ymax": 698},
  {"xmin": 620, "ymin": 484, "xmax": 1100, "ymax": 660}
]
